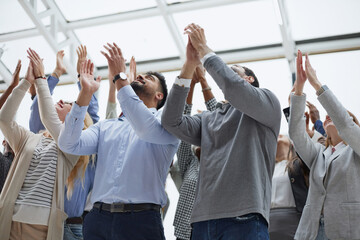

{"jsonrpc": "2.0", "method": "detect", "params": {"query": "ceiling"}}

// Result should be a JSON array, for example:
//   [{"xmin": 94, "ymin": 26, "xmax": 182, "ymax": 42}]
[{"xmin": 0, "ymin": 0, "xmax": 360, "ymax": 90}]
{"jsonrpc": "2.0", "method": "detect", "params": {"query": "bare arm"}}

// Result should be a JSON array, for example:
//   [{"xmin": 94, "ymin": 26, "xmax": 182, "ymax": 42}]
[{"xmin": 0, "ymin": 60, "xmax": 21, "ymax": 109}]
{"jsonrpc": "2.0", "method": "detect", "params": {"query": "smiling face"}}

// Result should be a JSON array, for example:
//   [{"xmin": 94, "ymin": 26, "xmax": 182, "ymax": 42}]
[
  {"xmin": 55, "ymin": 99, "xmax": 72, "ymax": 122},
  {"xmin": 130, "ymin": 72, "xmax": 166, "ymax": 109}
]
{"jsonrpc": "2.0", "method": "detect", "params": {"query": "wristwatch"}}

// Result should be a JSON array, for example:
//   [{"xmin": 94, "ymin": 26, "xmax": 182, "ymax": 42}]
[
  {"xmin": 113, "ymin": 72, "xmax": 127, "ymax": 84},
  {"xmin": 316, "ymin": 85, "xmax": 329, "ymax": 96}
]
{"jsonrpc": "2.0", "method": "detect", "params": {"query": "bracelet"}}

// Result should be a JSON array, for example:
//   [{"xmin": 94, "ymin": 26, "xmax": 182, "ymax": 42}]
[
  {"xmin": 202, "ymin": 87, "xmax": 211, "ymax": 92},
  {"xmin": 77, "ymin": 74, "xmax": 80, "ymax": 78},
  {"xmin": 35, "ymin": 76, "xmax": 46, "ymax": 79}
]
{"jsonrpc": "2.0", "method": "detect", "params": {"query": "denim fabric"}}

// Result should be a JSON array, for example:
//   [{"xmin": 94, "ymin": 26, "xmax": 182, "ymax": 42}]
[
  {"xmin": 83, "ymin": 207, "xmax": 165, "ymax": 240},
  {"xmin": 315, "ymin": 216, "xmax": 329, "ymax": 240},
  {"xmin": 191, "ymin": 213, "xmax": 269, "ymax": 240},
  {"xmin": 63, "ymin": 223, "xmax": 83, "ymax": 240}
]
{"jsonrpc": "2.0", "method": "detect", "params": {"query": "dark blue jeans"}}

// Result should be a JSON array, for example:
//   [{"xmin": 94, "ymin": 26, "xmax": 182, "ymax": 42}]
[
  {"xmin": 191, "ymin": 213, "xmax": 269, "ymax": 240},
  {"xmin": 83, "ymin": 207, "xmax": 165, "ymax": 240}
]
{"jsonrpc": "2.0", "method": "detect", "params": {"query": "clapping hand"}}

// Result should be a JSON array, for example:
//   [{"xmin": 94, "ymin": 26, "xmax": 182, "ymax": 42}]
[
  {"xmin": 11, "ymin": 60, "xmax": 21, "ymax": 87},
  {"xmin": 27, "ymin": 48, "xmax": 44, "ymax": 80},
  {"xmin": 76, "ymin": 45, "xmax": 87, "ymax": 74},
  {"xmin": 79, "ymin": 59, "xmax": 101, "ymax": 95}
]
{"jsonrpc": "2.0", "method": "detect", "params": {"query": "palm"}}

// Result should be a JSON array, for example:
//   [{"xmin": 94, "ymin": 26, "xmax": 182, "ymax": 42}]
[
  {"xmin": 81, "ymin": 74, "xmax": 100, "ymax": 92},
  {"xmin": 80, "ymin": 59, "xmax": 101, "ymax": 94}
]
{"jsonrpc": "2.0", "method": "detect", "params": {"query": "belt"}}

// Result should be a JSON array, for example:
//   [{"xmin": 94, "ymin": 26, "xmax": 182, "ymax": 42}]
[
  {"xmin": 65, "ymin": 217, "xmax": 83, "ymax": 224},
  {"xmin": 93, "ymin": 202, "xmax": 161, "ymax": 213}
]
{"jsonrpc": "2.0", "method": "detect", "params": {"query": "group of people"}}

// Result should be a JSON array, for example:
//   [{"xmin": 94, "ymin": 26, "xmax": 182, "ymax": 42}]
[{"xmin": 0, "ymin": 23, "xmax": 359, "ymax": 240}]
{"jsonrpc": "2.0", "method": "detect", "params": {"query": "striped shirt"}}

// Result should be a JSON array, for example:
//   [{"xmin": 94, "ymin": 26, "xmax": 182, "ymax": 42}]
[{"xmin": 16, "ymin": 136, "xmax": 58, "ymax": 207}]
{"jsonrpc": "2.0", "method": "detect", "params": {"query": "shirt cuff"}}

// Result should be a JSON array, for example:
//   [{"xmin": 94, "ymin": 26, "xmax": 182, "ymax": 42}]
[
  {"xmin": 71, "ymin": 102, "xmax": 89, "ymax": 118},
  {"xmin": 201, "ymin": 52, "xmax": 216, "ymax": 64},
  {"xmin": 174, "ymin": 76, "xmax": 192, "ymax": 88}
]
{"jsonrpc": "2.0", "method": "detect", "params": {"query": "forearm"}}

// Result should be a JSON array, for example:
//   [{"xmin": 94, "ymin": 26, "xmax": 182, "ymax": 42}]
[
  {"xmin": 118, "ymin": 86, "xmax": 179, "ymax": 145},
  {"xmin": 161, "ymin": 84, "xmax": 202, "ymax": 146},
  {"xmin": 200, "ymin": 80, "xmax": 214, "ymax": 102},
  {"xmin": 106, "ymin": 101, "xmax": 117, "ymax": 119},
  {"xmin": 34, "ymin": 78, "xmax": 62, "ymax": 140},
  {"xmin": 318, "ymin": 88, "xmax": 360, "ymax": 154},
  {"xmin": 58, "ymin": 103, "xmax": 98, "ymax": 155},
  {"xmin": 204, "ymin": 55, "xmax": 281, "ymax": 128},
  {"xmin": 29, "ymin": 76, "xmax": 59, "ymax": 133},
  {"xmin": 0, "ymin": 84, "xmax": 17, "ymax": 109},
  {"xmin": 288, "ymin": 94, "xmax": 319, "ymax": 168},
  {"xmin": 186, "ymin": 82, "xmax": 195, "ymax": 105}
]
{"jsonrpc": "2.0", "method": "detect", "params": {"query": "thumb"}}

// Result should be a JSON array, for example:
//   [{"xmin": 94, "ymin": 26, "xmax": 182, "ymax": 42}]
[{"xmin": 96, "ymin": 76, "xmax": 102, "ymax": 83}]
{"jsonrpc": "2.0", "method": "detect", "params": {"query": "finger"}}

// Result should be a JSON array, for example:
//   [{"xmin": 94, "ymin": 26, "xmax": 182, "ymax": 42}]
[
  {"xmin": 95, "ymin": 76, "xmax": 102, "ymax": 83},
  {"xmin": 113, "ymin": 42, "xmax": 122, "ymax": 56},
  {"xmin": 108, "ymin": 43, "xmax": 118, "ymax": 57},
  {"xmin": 100, "ymin": 51, "xmax": 111, "ymax": 61},
  {"xmin": 31, "ymin": 48, "xmax": 41, "ymax": 61},
  {"xmin": 90, "ymin": 62, "xmax": 94, "ymax": 75},
  {"xmin": 76, "ymin": 48, "xmax": 80, "ymax": 57},
  {"xmin": 15, "ymin": 60, "xmax": 22, "ymax": 73},
  {"xmin": 81, "ymin": 62, "xmax": 85, "ymax": 75},
  {"xmin": 84, "ymin": 45, "xmax": 87, "ymax": 57},
  {"xmin": 104, "ymin": 45, "xmax": 114, "ymax": 58}
]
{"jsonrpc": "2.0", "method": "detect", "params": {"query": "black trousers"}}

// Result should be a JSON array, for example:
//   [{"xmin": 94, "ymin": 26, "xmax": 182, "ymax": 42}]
[{"xmin": 83, "ymin": 207, "xmax": 165, "ymax": 240}]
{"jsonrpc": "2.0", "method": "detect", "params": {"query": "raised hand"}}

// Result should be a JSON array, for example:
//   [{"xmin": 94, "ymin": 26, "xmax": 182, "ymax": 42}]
[
  {"xmin": 186, "ymin": 37, "xmax": 201, "ymax": 66},
  {"xmin": 128, "ymin": 56, "xmax": 136, "ymax": 84},
  {"xmin": 100, "ymin": 42, "xmax": 126, "ymax": 80},
  {"xmin": 306, "ymin": 101, "xmax": 320, "ymax": 124},
  {"xmin": 27, "ymin": 48, "xmax": 44, "ymax": 79},
  {"xmin": 294, "ymin": 50, "xmax": 307, "ymax": 95},
  {"xmin": 305, "ymin": 53, "xmax": 322, "ymax": 91},
  {"xmin": 53, "ymin": 50, "xmax": 66, "ymax": 78},
  {"xmin": 79, "ymin": 59, "xmax": 101, "ymax": 95},
  {"xmin": 184, "ymin": 23, "xmax": 211, "ymax": 58},
  {"xmin": 25, "ymin": 61, "xmax": 36, "ymax": 85},
  {"xmin": 11, "ymin": 60, "xmax": 21, "ymax": 87},
  {"xmin": 76, "ymin": 45, "xmax": 87, "ymax": 74},
  {"xmin": 192, "ymin": 64, "xmax": 206, "ymax": 84}
]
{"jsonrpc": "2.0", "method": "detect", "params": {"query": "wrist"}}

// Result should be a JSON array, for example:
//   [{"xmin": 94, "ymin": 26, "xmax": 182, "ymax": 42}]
[
  {"xmin": 312, "ymin": 81, "xmax": 322, "ymax": 92},
  {"xmin": 198, "ymin": 45, "xmax": 212, "ymax": 59},
  {"xmin": 180, "ymin": 62, "xmax": 197, "ymax": 79},
  {"xmin": 115, "ymin": 80, "xmax": 129, "ymax": 91}
]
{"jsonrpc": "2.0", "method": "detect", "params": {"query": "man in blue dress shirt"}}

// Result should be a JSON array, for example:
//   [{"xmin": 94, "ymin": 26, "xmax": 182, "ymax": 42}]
[{"xmin": 58, "ymin": 43, "xmax": 179, "ymax": 240}]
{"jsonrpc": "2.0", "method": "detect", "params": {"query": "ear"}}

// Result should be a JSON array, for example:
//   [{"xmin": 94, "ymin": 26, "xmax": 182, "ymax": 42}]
[
  {"xmin": 2, "ymin": 140, "xmax": 6, "ymax": 146},
  {"xmin": 155, "ymin": 91, "xmax": 164, "ymax": 102},
  {"xmin": 246, "ymin": 76, "xmax": 255, "ymax": 84}
]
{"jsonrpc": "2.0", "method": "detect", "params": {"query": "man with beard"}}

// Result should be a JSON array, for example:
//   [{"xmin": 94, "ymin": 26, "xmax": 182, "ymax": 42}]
[{"xmin": 58, "ymin": 43, "xmax": 179, "ymax": 240}]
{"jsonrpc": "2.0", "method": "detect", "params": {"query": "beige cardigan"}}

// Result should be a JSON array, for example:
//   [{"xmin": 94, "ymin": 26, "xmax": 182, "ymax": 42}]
[{"xmin": 0, "ymin": 78, "xmax": 79, "ymax": 240}]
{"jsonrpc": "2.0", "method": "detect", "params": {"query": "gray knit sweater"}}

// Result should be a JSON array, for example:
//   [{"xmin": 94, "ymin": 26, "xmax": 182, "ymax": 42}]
[{"xmin": 162, "ymin": 55, "xmax": 281, "ymax": 224}]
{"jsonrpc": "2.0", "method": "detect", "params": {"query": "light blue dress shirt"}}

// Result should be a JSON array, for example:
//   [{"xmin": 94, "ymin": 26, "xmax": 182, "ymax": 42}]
[{"xmin": 58, "ymin": 85, "xmax": 179, "ymax": 206}]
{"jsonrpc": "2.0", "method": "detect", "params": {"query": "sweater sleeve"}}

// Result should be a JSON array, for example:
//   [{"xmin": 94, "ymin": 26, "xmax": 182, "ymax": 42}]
[
  {"xmin": 34, "ymin": 78, "xmax": 63, "ymax": 143},
  {"xmin": 288, "ymin": 93, "xmax": 322, "ymax": 168},
  {"xmin": 204, "ymin": 55, "xmax": 281, "ymax": 133},
  {"xmin": 0, "ymin": 80, "xmax": 34, "ymax": 153},
  {"xmin": 318, "ymin": 88, "xmax": 360, "ymax": 156}
]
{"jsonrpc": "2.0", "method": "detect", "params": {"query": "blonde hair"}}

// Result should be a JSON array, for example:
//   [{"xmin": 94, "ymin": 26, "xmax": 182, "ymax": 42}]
[
  {"xmin": 66, "ymin": 112, "xmax": 94, "ymax": 199},
  {"xmin": 325, "ymin": 110, "xmax": 360, "ymax": 148}
]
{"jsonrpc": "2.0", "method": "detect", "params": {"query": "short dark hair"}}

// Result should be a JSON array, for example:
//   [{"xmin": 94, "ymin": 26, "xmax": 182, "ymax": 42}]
[
  {"xmin": 146, "ymin": 71, "xmax": 167, "ymax": 110},
  {"xmin": 243, "ymin": 66, "xmax": 259, "ymax": 88}
]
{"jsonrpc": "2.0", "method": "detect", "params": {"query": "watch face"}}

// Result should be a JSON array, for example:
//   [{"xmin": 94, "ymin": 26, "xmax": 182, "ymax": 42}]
[{"xmin": 120, "ymin": 72, "xmax": 127, "ymax": 80}]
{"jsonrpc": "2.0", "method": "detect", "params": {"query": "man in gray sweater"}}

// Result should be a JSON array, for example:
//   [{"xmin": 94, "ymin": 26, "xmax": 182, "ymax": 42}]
[{"xmin": 162, "ymin": 23, "xmax": 281, "ymax": 239}]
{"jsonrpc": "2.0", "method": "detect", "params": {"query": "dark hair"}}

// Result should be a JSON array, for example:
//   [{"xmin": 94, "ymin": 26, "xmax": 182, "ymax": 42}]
[
  {"xmin": 243, "ymin": 66, "xmax": 259, "ymax": 88},
  {"xmin": 146, "ymin": 71, "xmax": 167, "ymax": 110}
]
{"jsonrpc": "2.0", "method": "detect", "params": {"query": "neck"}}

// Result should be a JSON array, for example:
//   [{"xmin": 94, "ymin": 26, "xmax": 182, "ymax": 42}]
[{"xmin": 139, "ymin": 95, "xmax": 157, "ymax": 109}]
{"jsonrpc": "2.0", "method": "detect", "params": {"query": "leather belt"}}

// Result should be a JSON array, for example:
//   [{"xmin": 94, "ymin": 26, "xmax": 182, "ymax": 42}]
[
  {"xmin": 93, "ymin": 202, "xmax": 161, "ymax": 213},
  {"xmin": 65, "ymin": 217, "xmax": 83, "ymax": 224}
]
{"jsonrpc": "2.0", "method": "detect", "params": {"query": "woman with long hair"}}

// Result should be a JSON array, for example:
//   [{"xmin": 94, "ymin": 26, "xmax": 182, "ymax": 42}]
[
  {"xmin": 289, "ymin": 50, "xmax": 360, "ymax": 240},
  {"xmin": 0, "ymin": 49, "xmax": 92, "ymax": 240}
]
